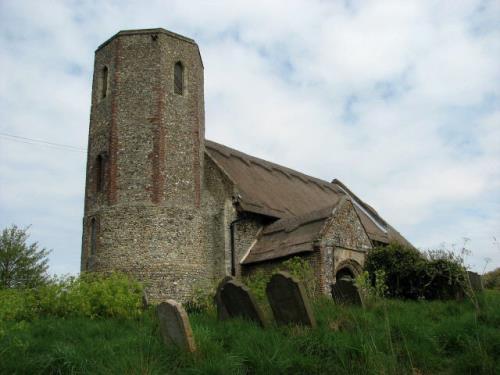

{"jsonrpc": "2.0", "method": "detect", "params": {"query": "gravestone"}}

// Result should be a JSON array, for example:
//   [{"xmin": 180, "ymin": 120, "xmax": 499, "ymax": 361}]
[
  {"xmin": 214, "ymin": 276, "xmax": 234, "ymax": 321},
  {"xmin": 331, "ymin": 279, "xmax": 363, "ymax": 306},
  {"xmin": 468, "ymin": 271, "xmax": 483, "ymax": 292},
  {"xmin": 157, "ymin": 299, "xmax": 196, "ymax": 352},
  {"xmin": 266, "ymin": 271, "xmax": 316, "ymax": 327},
  {"xmin": 220, "ymin": 279, "xmax": 266, "ymax": 327}
]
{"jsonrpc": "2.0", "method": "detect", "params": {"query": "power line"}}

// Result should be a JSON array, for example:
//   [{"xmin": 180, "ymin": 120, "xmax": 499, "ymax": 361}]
[{"xmin": 0, "ymin": 132, "xmax": 87, "ymax": 153}]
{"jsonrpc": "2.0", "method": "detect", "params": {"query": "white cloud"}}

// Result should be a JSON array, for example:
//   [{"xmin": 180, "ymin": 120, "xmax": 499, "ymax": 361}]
[{"xmin": 0, "ymin": 0, "xmax": 499, "ymax": 274}]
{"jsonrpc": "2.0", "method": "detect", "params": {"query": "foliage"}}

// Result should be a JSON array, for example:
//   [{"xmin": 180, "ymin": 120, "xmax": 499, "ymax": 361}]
[
  {"xmin": 243, "ymin": 269, "xmax": 271, "ymax": 304},
  {"xmin": 243, "ymin": 256, "xmax": 317, "ymax": 305},
  {"xmin": 356, "ymin": 270, "xmax": 388, "ymax": 303},
  {"xmin": 0, "ymin": 272, "xmax": 143, "ymax": 321},
  {"xmin": 0, "ymin": 288, "xmax": 38, "ymax": 321},
  {"xmin": 1, "ymin": 290, "xmax": 499, "ymax": 375},
  {"xmin": 365, "ymin": 243, "xmax": 469, "ymax": 300},
  {"xmin": 421, "ymin": 250, "xmax": 468, "ymax": 300},
  {"xmin": 184, "ymin": 279, "xmax": 218, "ymax": 315},
  {"xmin": 0, "ymin": 224, "xmax": 51, "ymax": 289},
  {"xmin": 364, "ymin": 243, "xmax": 426, "ymax": 299},
  {"xmin": 280, "ymin": 256, "xmax": 317, "ymax": 297},
  {"xmin": 483, "ymin": 267, "xmax": 500, "ymax": 290}
]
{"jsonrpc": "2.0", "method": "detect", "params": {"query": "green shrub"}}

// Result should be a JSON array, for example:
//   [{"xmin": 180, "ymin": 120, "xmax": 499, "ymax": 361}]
[
  {"xmin": 365, "ymin": 243, "xmax": 469, "ymax": 300},
  {"xmin": 483, "ymin": 267, "xmax": 500, "ymax": 290},
  {"xmin": 0, "ymin": 272, "xmax": 144, "ymax": 321},
  {"xmin": 0, "ymin": 288, "xmax": 37, "ymax": 321},
  {"xmin": 421, "ymin": 250, "xmax": 468, "ymax": 300},
  {"xmin": 365, "ymin": 243, "xmax": 426, "ymax": 299}
]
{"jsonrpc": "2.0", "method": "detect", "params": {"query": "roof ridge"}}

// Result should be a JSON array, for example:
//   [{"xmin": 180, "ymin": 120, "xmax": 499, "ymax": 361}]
[
  {"xmin": 331, "ymin": 179, "xmax": 388, "ymax": 228},
  {"xmin": 205, "ymin": 139, "xmax": 340, "ymax": 191}
]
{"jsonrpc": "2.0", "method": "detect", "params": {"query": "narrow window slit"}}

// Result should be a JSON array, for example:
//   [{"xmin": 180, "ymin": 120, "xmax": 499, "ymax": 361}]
[
  {"xmin": 101, "ymin": 66, "xmax": 108, "ymax": 99},
  {"xmin": 174, "ymin": 62, "xmax": 184, "ymax": 95}
]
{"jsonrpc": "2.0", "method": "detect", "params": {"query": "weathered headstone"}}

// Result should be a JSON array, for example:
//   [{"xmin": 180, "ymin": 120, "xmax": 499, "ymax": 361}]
[
  {"xmin": 214, "ymin": 276, "xmax": 234, "ymax": 321},
  {"xmin": 331, "ymin": 279, "xmax": 363, "ymax": 306},
  {"xmin": 220, "ymin": 279, "xmax": 267, "ymax": 327},
  {"xmin": 468, "ymin": 271, "xmax": 483, "ymax": 292},
  {"xmin": 157, "ymin": 299, "xmax": 196, "ymax": 352},
  {"xmin": 266, "ymin": 271, "xmax": 316, "ymax": 327}
]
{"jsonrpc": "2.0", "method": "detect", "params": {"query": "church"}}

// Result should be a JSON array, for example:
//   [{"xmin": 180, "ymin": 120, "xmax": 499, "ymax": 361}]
[{"xmin": 81, "ymin": 28, "xmax": 411, "ymax": 302}]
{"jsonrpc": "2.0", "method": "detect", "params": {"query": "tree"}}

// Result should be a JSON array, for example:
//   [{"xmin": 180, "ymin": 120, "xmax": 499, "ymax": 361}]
[{"xmin": 0, "ymin": 225, "xmax": 51, "ymax": 289}]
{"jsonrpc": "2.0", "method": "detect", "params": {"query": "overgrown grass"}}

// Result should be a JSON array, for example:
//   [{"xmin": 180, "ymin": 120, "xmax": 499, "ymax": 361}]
[{"xmin": 1, "ymin": 290, "xmax": 499, "ymax": 374}]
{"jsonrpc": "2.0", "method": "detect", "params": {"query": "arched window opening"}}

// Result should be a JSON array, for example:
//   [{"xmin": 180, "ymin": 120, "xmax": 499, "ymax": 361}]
[
  {"xmin": 101, "ymin": 66, "xmax": 108, "ymax": 99},
  {"xmin": 95, "ymin": 153, "xmax": 106, "ymax": 193},
  {"xmin": 174, "ymin": 61, "xmax": 184, "ymax": 95},
  {"xmin": 90, "ymin": 218, "xmax": 97, "ymax": 256}
]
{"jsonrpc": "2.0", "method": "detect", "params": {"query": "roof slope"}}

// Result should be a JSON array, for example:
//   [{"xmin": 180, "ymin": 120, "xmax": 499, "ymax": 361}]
[
  {"xmin": 205, "ymin": 140, "xmax": 344, "ymax": 218},
  {"xmin": 241, "ymin": 205, "xmax": 336, "ymax": 264},
  {"xmin": 205, "ymin": 140, "xmax": 412, "ymax": 252}
]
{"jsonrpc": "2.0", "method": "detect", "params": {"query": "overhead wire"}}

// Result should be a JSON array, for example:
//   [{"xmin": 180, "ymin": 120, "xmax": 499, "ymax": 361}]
[{"xmin": 0, "ymin": 132, "xmax": 87, "ymax": 153}]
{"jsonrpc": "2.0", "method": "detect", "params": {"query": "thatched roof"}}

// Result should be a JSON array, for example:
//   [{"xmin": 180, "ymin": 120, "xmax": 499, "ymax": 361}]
[{"xmin": 205, "ymin": 140, "xmax": 412, "ymax": 263}]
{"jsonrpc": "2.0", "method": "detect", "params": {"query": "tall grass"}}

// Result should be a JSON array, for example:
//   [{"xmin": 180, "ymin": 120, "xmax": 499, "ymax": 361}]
[{"xmin": 1, "ymin": 290, "xmax": 499, "ymax": 374}]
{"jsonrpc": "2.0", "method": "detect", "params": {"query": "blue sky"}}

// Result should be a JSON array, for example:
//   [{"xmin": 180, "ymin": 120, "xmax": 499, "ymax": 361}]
[{"xmin": 0, "ymin": 0, "xmax": 499, "ymax": 275}]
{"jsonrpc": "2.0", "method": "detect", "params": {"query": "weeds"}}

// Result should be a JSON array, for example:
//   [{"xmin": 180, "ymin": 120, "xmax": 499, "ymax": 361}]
[{"xmin": 1, "ymin": 290, "xmax": 499, "ymax": 374}]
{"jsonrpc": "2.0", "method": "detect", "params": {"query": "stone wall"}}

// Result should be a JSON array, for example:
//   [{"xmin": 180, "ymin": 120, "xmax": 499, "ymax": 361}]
[
  {"xmin": 234, "ymin": 217, "xmax": 265, "ymax": 276},
  {"xmin": 202, "ymin": 155, "xmax": 236, "ymax": 279},
  {"xmin": 319, "ymin": 198, "xmax": 372, "ymax": 292},
  {"xmin": 82, "ymin": 29, "xmax": 211, "ymax": 303}
]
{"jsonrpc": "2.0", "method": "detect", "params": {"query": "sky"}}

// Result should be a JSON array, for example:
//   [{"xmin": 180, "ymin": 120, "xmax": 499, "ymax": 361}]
[{"xmin": 0, "ymin": 0, "xmax": 499, "ymax": 275}]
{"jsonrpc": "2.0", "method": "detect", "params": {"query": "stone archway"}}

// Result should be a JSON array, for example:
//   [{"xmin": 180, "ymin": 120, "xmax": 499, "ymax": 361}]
[{"xmin": 334, "ymin": 259, "xmax": 363, "ymax": 282}]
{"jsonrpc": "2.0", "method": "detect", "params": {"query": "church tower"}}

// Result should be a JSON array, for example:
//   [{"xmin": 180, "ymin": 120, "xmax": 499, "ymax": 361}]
[{"xmin": 81, "ymin": 29, "xmax": 209, "ymax": 301}]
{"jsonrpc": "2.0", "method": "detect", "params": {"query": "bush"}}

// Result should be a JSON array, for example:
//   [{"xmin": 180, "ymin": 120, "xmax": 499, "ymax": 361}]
[
  {"xmin": 365, "ymin": 243, "xmax": 469, "ymax": 300},
  {"xmin": 0, "ymin": 288, "xmax": 38, "ymax": 321},
  {"xmin": 483, "ymin": 268, "xmax": 500, "ymax": 290},
  {"xmin": 364, "ymin": 243, "xmax": 426, "ymax": 299},
  {"xmin": 0, "ymin": 272, "xmax": 144, "ymax": 321},
  {"xmin": 421, "ymin": 250, "xmax": 468, "ymax": 300}
]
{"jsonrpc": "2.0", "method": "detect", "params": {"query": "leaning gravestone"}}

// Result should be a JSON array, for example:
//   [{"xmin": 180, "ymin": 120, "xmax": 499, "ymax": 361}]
[
  {"xmin": 220, "ymin": 279, "xmax": 267, "ymax": 327},
  {"xmin": 214, "ymin": 276, "xmax": 234, "ymax": 321},
  {"xmin": 266, "ymin": 271, "xmax": 316, "ymax": 327},
  {"xmin": 331, "ymin": 279, "xmax": 363, "ymax": 306},
  {"xmin": 468, "ymin": 271, "xmax": 483, "ymax": 292},
  {"xmin": 157, "ymin": 299, "xmax": 196, "ymax": 352}
]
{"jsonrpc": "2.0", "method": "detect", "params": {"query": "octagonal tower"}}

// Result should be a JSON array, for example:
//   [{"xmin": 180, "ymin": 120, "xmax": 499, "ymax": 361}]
[{"xmin": 81, "ymin": 29, "xmax": 209, "ymax": 301}]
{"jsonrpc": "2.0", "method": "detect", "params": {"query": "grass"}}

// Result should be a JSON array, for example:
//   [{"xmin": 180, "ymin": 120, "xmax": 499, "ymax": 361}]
[{"xmin": 1, "ymin": 291, "xmax": 499, "ymax": 375}]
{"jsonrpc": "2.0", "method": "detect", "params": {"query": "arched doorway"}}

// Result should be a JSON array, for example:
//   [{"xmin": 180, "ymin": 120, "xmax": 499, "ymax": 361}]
[{"xmin": 334, "ymin": 259, "xmax": 363, "ymax": 283}]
